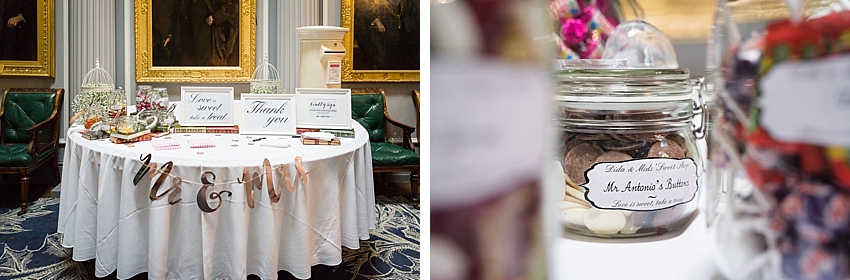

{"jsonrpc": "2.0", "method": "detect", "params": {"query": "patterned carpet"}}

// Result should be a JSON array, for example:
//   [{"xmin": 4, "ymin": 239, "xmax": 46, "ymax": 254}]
[{"xmin": 0, "ymin": 196, "xmax": 419, "ymax": 279}]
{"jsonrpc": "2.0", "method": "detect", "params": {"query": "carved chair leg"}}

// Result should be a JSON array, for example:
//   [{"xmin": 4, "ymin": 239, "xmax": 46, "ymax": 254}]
[
  {"xmin": 52, "ymin": 158, "xmax": 61, "ymax": 182},
  {"xmin": 84, "ymin": 259, "xmax": 95, "ymax": 279},
  {"xmin": 18, "ymin": 175, "xmax": 29, "ymax": 215},
  {"xmin": 410, "ymin": 169, "xmax": 420, "ymax": 209}
]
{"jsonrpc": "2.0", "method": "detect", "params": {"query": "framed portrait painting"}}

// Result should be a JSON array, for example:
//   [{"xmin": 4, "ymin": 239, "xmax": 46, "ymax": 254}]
[
  {"xmin": 135, "ymin": 0, "xmax": 256, "ymax": 83},
  {"xmin": 341, "ymin": 0, "xmax": 420, "ymax": 82},
  {"xmin": 0, "ymin": 0, "xmax": 54, "ymax": 77}
]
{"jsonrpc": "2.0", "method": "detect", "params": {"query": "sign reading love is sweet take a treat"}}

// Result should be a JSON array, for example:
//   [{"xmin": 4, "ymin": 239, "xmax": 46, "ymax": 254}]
[
  {"xmin": 181, "ymin": 86, "xmax": 234, "ymax": 126},
  {"xmin": 240, "ymin": 94, "xmax": 297, "ymax": 135}
]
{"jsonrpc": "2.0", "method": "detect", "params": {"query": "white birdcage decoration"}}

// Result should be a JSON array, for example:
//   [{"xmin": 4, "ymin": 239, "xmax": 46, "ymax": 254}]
[
  {"xmin": 73, "ymin": 60, "xmax": 115, "ymax": 124},
  {"xmin": 250, "ymin": 54, "xmax": 283, "ymax": 94}
]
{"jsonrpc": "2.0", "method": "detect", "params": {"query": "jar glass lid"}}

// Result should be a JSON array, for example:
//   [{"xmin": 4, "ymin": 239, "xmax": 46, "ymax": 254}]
[{"xmin": 555, "ymin": 68, "xmax": 693, "ymax": 103}]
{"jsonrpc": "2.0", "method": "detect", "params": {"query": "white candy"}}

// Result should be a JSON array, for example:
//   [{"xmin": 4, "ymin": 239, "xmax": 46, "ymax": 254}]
[
  {"xmin": 554, "ymin": 160, "xmax": 567, "ymax": 183},
  {"xmin": 619, "ymin": 216, "xmax": 639, "ymax": 234},
  {"xmin": 564, "ymin": 183, "xmax": 587, "ymax": 201},
  {"xmin": 560, "ymin": 208, "xmax": 586, "ymax": 225},
  {"xmin": 583, "ymin": 208, "xmax": 626, "ymax": 235},
  {"xmin": 562, "ymin": 195, "xmax": 591, "ymax": 208}
]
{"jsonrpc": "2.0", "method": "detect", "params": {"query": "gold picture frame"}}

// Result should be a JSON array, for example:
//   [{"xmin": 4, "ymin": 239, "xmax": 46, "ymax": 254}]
[
  {"xmin": 134, "ymin": 0, "xmax": 256, "ymax": 83},
  {"xmin": 341, "ymin": 0, "xmax": 420, "ymax": 83},
  {"xmin": 0, "ymin": 0, "xmax": 54, "ymax": 77}
]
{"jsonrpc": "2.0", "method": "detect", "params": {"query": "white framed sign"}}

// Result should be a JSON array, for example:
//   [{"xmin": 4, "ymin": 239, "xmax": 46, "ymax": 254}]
[
  {"xmin": 240, "ymin": 94, "xmax": 297, "ymax": 135},
  {"xmin": 295, "ymin": 88, "xmax": 352, "ymax": 129},
  {"xmin": 180, "ymin": 87, "xmax": 234, "ymax": 126}
]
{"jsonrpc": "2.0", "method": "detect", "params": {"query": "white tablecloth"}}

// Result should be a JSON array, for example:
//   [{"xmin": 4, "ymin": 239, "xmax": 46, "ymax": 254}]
[{"xmin": 57, "ymin": 122, "xmax": 375, "ymax": 279}]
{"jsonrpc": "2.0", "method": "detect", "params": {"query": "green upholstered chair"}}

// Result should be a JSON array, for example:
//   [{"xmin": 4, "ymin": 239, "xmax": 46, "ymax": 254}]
[
  {"xmin": 0, "ymin": 88, "xmax": 64, "ymax": 215},
  {"xmin": 351, "ymin": 88, "xmax": 420, "ymax": 205}
]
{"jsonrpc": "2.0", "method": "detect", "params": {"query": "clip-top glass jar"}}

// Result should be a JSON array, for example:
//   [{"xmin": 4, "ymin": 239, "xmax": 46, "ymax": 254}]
[
  {"xmin": 556, "ymin": 67, "xmax": 705, "ymax": 238},
  {"xmin": 135, "ymin": 85, "xmax": 153, "ymax": 112}
]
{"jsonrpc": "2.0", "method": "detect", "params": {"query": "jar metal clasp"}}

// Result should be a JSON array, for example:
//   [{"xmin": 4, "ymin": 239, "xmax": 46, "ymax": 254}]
[{"xmin": 692, "ymin": 77, "xmax": 708, "ymax": 140}]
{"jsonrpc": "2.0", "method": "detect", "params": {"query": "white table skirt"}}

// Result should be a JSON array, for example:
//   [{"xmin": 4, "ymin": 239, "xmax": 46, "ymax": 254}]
[{"xmin": 57, "ymin": 122, "xmax": 375, "ymax": 279}]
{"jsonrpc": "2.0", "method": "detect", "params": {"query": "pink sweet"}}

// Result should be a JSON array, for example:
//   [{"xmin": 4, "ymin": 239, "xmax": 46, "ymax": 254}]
[{"xmin": 561, "ymin": 18, "xmax": 588, "ymax": 45}]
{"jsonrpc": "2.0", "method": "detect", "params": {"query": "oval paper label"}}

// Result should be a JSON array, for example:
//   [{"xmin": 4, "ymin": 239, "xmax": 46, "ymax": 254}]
[{"xmin": 581, "ymin": 158, "xmax": 700, "ymax": 211}]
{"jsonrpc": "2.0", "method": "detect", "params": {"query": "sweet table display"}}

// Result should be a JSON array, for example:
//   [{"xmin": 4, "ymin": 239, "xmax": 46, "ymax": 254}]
[{"xmin": 58, "ymin": 118, "xmax": 375, "ymax": 279}]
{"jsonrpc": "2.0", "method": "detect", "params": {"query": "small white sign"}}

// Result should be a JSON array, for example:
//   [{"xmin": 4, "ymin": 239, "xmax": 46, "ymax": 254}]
[
  {"xmin": 180, "ymin": 87, "xmax": 234, "ymax": 126},
  {"xmin": 328, "ymin": 61, "xmax": 341, "ymax": 84},
  {"xmin": 295, "ymin": 88, "xmax": 351, "ymax": 130},
  {"xmin": 240, "ymin": 94, "xmax": 297, "ymax": 135},
  {"xmin": 582, "ymin": 158, "xmax": 700, "ymax": 211},
  {"xmin": 760, "ymin": 54, "xmax": 850, "ymax": 146}
]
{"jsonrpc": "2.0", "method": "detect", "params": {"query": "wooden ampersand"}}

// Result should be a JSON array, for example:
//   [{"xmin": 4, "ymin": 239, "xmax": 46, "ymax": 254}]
[
  {"xmin": 197, "ymin": 171, "xmax": 232, "ymax": 213},
  {"xmin": 148, "ymin": 161, "xmax": 182, "ymax": 205}
]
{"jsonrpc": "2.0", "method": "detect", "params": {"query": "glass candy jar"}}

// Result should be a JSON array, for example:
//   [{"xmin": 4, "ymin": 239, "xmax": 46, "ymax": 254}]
[
  {"xmin": 152, "ymin": 88, "xmax": 169, "ymax": 111},
  {"xmin": 710, "ymin": 9, "xmax": 850, "ymax": 279},
  {"xmin": 135, "ymin": 85, "xmax": 153, "ymax": 112},
  {"xmin": 556, "ymin": 68, "xmax": 706, "ymax": 238},
  {"xmin": 83, "ymin": 104, "xmax": 106, "ymax": 130},
  {"xmin": 157, "ymin": 109, "xmax": 176, "ymax": 130},
  {"xmin": 115, "ymin": 116, "xmax": 137, "ymax": 134},
  {"xmin": 108, "ymin": 87, "xmax": 127, "ymax": 124}
]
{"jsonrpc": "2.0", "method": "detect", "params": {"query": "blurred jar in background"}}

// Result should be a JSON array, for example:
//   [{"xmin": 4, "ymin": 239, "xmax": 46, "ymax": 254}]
[
  {"xmin": 708, "ymin": 2, "xmax": 850, "ymax": 279},
  {"xmin": 431, "ymin": 0, "xmax": 555, "ymax": 279}
]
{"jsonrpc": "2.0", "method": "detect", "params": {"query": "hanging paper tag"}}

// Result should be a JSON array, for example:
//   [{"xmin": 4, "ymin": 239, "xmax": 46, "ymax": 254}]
[{"xmin": 759, "ymin": 54, "xmax": 850, "ymax": 147}]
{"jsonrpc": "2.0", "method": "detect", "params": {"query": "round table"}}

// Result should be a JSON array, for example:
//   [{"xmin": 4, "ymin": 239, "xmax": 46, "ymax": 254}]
[{"xmin": 57, "ymin": 123, "xmax": 375, "ymax": 279}]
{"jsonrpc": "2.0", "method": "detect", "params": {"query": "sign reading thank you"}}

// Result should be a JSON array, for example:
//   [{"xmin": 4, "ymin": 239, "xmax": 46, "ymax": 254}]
[{"xmin": 240, "ymin": 94, "xmax": 297, "ymax": 135}]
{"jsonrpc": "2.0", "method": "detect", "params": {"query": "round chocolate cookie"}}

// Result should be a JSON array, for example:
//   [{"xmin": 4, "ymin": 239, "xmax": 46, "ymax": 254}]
[
  {"xmin": 647, "ymin": 140, "xmax": 685, "ymax": 158},
  {"xmin": 562, "ymin": 138, "xmax": 586, "ymax": 162},
  {"xmin": 651, "ymin": 205, "xmax": 685, "ymax": 228},
  {"xmin": 575, "ymin": 133, "xmax": 611, "ymax": 141},
  {"xmin": 598, "ymin": 139, "xmax": 647, "ymax": 153},
  {"xmin": 594, "ymin": 151, "xmax": 633, "ymax": 164},
  {"xmin": 564, "ymin": 143, "xmax": 604, "ymax": 185},
  {"xmin": 668, "ymin": 134, "xmax": 687, "ymax": 147},
  {"xmin": 631, "ymin": 211, "xmax": 654, "ymax": 229}
]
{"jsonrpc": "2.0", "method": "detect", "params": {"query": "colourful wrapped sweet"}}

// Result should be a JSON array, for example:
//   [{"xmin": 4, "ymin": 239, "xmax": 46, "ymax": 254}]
[
  {"xmin": 549, "ymin": 0, "xmax": 580, "ymax": 19},
  {"xmin": 551, "ymin": 0, "xmax": 620, "ymax": 59}
]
